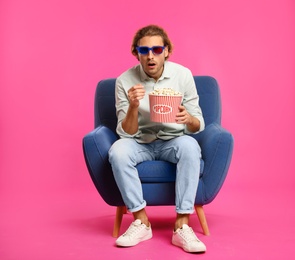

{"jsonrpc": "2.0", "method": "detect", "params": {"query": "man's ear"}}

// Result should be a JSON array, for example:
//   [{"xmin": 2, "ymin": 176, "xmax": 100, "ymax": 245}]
[{"xmin": 164, "ymin": 47, "xmax": 169, "ymax": 58}]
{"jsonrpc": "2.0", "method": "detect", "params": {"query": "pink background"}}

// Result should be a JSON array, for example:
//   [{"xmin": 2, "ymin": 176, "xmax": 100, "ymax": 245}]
[{"xmin": 1, "ymin": 0, "xmax": 294, "ymax": 259}]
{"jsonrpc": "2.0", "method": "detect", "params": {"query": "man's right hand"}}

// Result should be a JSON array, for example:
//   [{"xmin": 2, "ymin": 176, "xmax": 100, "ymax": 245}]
[{"xmin": 127, "ymin": 84, "xmax": 145, "ymax": 108}]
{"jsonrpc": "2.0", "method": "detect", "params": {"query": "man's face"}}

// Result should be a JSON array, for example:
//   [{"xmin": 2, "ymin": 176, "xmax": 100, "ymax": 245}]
[{"xmin": 137, "ymin": 36, "xmax": 168, "ymax": 81}]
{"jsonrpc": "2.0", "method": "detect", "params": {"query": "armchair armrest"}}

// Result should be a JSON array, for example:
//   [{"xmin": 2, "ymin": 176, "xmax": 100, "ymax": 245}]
[
  {"xmin": 83, "ymin": 125, "xmax": 118, "ymax": 167},
  {"xmin": 193, "ymin": 123, "xmax": 234, "ymax": 204},
  {"xmin": 83, "ymin": 125, "xmax": 123, "ymax": 206}
]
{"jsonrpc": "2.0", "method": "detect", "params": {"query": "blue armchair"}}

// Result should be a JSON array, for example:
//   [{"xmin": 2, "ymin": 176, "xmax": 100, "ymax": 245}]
[{"xmin": 83, "ymin": 76, "xmax": 234, "ymax": 237}]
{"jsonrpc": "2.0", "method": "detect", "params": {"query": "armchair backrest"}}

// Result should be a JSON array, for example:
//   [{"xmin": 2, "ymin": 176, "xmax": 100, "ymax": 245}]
[{"xmin": 94, "ymin": 76, "xmax": 221, "ymax": 132}]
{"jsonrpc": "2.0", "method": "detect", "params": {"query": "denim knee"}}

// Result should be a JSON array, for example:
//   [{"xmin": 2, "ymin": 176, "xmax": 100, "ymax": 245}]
[
  {"xmin": 108, "ymin": 139, "xmax": 134, "ymax": 164},
  {"xmin": 175, "ymin": 136, "xmax": 201, "ymax": 158}
]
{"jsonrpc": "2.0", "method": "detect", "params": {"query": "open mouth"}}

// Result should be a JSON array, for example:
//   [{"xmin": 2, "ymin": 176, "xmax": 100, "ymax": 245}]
[{"xmin": 148, "ymin": 62, "xmax": 156, "ymax": 69}]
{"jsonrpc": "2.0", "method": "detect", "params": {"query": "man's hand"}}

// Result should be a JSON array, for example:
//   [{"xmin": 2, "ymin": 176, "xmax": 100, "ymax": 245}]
[
  {"xmin": 128, "ymin": 84, "xmax": 145, "ymax": 108},
  {"xmin": 122, "ymin": 84, "xmax": 145, "ymax": 135},
  {"xmin": 176, "ymin": 105, "xmax": 200, "ymax": 132}
]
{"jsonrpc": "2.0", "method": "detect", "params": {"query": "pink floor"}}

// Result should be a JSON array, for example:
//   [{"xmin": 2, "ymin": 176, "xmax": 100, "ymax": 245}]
[{"xmin": 1, "ymin": 173, "xmax": 294, "ymax": 260}]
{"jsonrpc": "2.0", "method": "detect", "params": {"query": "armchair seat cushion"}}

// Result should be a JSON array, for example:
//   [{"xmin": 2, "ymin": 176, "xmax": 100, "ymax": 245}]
[{"xmin": 137, "ymin": 159, "xmax": 204, "ymax": 183}]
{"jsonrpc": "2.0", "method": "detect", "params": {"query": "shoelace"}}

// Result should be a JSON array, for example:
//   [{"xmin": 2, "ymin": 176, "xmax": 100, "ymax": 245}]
[
  {"xmin": 123, "ymin": 222, "xmax": 143, "ymax": 237},
  {"xmin": 179, "ymin": 227, "xmax": 200, "ymax": 243}
]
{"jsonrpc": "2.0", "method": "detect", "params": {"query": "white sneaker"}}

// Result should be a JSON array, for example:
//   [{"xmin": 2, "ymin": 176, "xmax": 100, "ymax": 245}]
[
  {"xmin": 116, "ymin": 219, "xmax": 152, "ymax": 247},
  {"xmin": 172, "ymin": 224, "xmax": 206, "ymax": 253}
]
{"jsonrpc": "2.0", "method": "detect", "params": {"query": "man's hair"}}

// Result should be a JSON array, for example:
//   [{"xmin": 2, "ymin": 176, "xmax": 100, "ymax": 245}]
[{"xmin": 131, "ymin": 25, "xmax": 173, "ymax": 60}]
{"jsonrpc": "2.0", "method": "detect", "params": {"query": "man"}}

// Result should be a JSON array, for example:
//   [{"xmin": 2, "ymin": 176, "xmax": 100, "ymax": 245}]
[{"xmin": 108, "ymin": 25, "xmax": 206, "ymax": 253}]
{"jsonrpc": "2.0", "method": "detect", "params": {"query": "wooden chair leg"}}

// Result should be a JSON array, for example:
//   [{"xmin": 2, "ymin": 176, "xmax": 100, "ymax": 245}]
[
  {"xmin": 195, "ymin": 205, "xmax": 210, "ymax": 236},
  {"xmin": 113, "ymin": 206, "xmax": 127, "ymax": 238}
]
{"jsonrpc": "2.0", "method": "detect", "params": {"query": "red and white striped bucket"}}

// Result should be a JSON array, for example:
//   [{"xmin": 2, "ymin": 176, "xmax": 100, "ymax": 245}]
[{"xmin": 149, "ymin": 95, "xmax": 182, "ymax": 123}]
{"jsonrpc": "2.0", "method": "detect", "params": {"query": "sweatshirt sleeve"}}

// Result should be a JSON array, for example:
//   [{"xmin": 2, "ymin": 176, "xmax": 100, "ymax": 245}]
[
  {"xmin": 182, "ymin": 69, "xmax": 205, "ymax": 134},
  {"xmin": 115, "ymin": 77, "xmax": 141, "ymax": 139}
]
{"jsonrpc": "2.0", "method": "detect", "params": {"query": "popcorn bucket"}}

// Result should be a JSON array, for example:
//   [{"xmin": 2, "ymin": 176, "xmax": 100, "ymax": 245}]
[{"xmin": 149, "ymin": 94, "xmax": 182, "ymax": 123}]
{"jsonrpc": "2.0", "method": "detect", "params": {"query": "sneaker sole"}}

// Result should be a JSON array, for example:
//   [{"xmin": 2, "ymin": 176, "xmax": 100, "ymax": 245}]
[
  {"xmin": 172, "ymin": 239, "xmax": 206, "ymax": 253},
  {"xmin": 116, "ymin": 232, "xmax": 153, "ymax": 247}
]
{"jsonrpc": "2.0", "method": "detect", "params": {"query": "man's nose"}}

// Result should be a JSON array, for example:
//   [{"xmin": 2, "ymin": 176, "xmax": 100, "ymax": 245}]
[{"xmin": 147, "ymin": 50, "xmax": 154, "ymax": 58}]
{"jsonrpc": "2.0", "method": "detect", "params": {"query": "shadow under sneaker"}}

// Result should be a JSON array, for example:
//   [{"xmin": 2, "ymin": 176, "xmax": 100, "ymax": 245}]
[
  {"xmin": 116, "ymin": 219, "xmax": 152, "ymax": 247},
  {"xmin": 172, "ymin": 224, "xmax": 206, "ymax": 253}
]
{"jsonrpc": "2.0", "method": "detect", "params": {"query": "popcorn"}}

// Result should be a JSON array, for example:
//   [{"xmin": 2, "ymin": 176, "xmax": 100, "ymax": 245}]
[{"xmin": 150, "ymin": 88, "xmax": 182, "ymax": 96}]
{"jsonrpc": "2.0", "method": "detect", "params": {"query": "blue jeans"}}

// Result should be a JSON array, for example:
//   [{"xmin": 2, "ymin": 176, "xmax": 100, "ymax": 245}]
[{"xmin": 108, "ymin": 135, "xmax": 201, "ymax": 214}]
